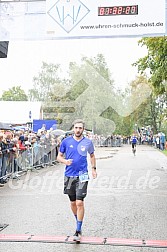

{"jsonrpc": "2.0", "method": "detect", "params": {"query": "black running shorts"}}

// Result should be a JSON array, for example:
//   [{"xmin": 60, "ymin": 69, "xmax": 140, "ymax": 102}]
[
  {"xmin": 64, "ymin": 176, "xmax": 88, "ymax": 201},
  {"xmin": 132, "ymin": 143, "xmax": 136, "ymax": 149}
]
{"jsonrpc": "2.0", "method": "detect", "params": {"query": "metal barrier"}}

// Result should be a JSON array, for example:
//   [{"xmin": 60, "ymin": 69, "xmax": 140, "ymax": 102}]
[
  {"xmin": 0, "ymin": 144, "xmax": 59, "ymax": 182},
  {"xmin": 93, "ymin": 137, "xmax": 122, "ymax": 147}
]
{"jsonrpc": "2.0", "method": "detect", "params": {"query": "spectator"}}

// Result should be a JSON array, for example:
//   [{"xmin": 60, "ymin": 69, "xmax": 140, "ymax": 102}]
[
  {"xmin": 160, "ymin": 132, "xmax": 166, "ymax": 151},
  {"xmin": 156, "ymin": 135, "xmax": 160, "ymax": 149}
]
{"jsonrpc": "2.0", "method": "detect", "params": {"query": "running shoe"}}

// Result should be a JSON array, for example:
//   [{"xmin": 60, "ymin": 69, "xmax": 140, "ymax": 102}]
[{"xmin": 73, "ymin": 230, "xmax": 82, "ymax": 242}]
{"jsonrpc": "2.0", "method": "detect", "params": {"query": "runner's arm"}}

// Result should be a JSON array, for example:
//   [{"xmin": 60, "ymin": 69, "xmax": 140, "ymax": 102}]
[
  {"xmin": 57, "ymin": 151, "xmax": 72, "ymax": 166},
  {"xmin": 90, "ymin": 153, "xmax": 97, "ymax": 178}
]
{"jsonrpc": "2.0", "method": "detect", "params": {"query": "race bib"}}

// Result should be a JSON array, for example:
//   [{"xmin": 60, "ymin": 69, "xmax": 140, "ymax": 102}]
[{"xmin": 79, "ymin": 172, "xmax": 89, "ymax": 183}]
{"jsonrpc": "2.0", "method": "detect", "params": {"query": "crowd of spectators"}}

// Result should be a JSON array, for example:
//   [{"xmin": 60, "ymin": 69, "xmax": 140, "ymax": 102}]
[
  {"xmin": 122, "ymin": 126, "xmax": 166, "ymax": 151},
  {"xmin": 0, "ymin": 128, "xmax": 60, "ymax": 186}
]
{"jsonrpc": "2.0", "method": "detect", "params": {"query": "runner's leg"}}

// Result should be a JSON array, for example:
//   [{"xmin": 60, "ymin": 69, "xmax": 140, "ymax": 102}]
[
  {"xmin": 69, "ymin": 196, "xmax": 77, "ymax": 220},
  {"xmin": 76, "ymin": 200, "xmax": 84, "ymax": 217}
]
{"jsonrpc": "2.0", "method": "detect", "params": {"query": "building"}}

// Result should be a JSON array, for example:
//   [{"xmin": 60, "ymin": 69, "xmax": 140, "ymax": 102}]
[{"xmin": 0, "ymin": 101, "xmax": 43, "ymax": 125}]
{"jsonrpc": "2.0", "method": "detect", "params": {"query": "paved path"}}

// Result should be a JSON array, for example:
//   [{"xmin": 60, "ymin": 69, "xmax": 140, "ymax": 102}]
[{"xmin": 0, "ymin": 144, "xmax": 167, "ymax": 252}]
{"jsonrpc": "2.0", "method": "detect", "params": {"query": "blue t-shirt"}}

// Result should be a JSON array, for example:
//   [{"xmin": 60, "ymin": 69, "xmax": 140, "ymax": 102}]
[
  {"xmin": 59, "ymin": 136, "xmax": 95, "ymax": 177},
  {"xmin": 131, "ymin": 136, "xmax": 137, "ymax": 144}
]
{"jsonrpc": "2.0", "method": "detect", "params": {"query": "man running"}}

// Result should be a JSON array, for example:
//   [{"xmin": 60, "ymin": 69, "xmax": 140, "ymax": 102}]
[
  {"xmin": 131, "ymin": 134, "xmax": 137, "ymax": 155},
  {"xmin": 57, "ymin": 119, "xmax": 97, "ymax": 242}
]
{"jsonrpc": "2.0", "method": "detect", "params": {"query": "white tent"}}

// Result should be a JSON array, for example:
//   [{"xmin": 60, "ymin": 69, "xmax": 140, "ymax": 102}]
[{"xmin": 0, "ymin": 101, "xmax": 43, "ymax": 124}]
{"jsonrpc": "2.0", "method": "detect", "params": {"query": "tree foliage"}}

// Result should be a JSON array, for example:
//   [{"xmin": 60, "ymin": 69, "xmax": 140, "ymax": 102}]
[
  {"xmin": 0, "ymin": 86, "xmax": 28, "ymax": 101},
  {"xmin": 28, "ymin": 62, "xmax": 69, "ymax": 123},
  {"xmin": 28, "ymin": 55, "xmax": 117, "ymax": 134},
  {"xmin": 124, "ymin": 75, "xmax": 166, "ymax": 134},
  {"xmin": 27, "ymin": 52, "xmax": 166, "ymax": 135},
  {"xmin": 133, "ymin": 37, "xmax": 167, "ymax": 94},
  {"xmin": 132, "ymin": 37, "xmax": 167, "ymax": 134},
  {"xmin": 59, "ymin": 54, "xmax": 116, "ymax": 134},
  {"xmin": 28, "ymin": 62, "xmax": 68, "ymax": 102}
]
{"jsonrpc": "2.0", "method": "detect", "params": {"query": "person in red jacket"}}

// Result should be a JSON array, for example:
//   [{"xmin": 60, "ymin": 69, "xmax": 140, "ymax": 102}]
[{"xmin": 18, "ymin": 135, "xmax": 27, "ymax": 170}]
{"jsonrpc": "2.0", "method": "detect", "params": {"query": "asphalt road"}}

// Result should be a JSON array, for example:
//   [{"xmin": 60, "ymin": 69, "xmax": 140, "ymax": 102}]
[{"xmin": 0, "ymin": 144, "xmax": 167, "ymax": 252}]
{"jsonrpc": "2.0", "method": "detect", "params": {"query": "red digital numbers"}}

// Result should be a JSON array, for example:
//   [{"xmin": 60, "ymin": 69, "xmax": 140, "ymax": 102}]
[
  {"xmin": 105, "ymin": 8, "xmax": 110, "ymax": 15},
  {"xmin": 98, "ymin": 5, "xmax": 138, "ymax": 16},
  {"xmin": 125, "ymin": 6, "xmax": 131, "ymax": 14},
  {"xmin": 99, "ymin": 7, "xmax": 105, "ymax": 16},
  {"xmin": 112, "ymin": 6, "xmax": 117, "ymax": 15},
  {"xmin": 118, "ymin": 6, "xmax": 123, "ymax": 15}
]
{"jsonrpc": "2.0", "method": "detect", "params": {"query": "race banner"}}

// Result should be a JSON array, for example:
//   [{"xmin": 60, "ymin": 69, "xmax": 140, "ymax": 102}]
[
  {"xmin": 46, "ymin": 0, "xmax": 166, "ymax": 38},
  {"xmin": 0, "ymin": 0, "xmax": 166, "ymax": 40}
]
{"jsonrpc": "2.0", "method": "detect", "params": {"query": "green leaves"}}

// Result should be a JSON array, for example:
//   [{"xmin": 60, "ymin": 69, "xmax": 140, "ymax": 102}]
[
  {"xmin": 1, "ymin": 86, "xmax": 28, "ymax": 101},
  {"xmin": 133, "ymin": 37, "xmax": 167, "ymax": 95}
]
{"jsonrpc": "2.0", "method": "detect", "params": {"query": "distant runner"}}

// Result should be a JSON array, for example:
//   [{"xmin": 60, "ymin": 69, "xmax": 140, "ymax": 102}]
[{"xmin": 131, "ymin": 134, "xmax": 137, "ymax": 156}]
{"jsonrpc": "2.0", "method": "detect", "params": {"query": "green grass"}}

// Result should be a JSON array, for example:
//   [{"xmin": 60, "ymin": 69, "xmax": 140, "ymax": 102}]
[{"xmin": 162, "ymin": 149, "xmax": 167, "ymax": 156}]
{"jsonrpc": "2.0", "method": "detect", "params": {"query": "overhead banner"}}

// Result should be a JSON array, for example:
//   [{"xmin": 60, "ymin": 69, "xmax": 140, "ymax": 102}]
[
  {"xmin": 0, "ymin": 0, "xmax": 166, "ymax": 40},
  {"xmin": 46, "ymin": 0, "xmax": 166, "ymax": 38}
]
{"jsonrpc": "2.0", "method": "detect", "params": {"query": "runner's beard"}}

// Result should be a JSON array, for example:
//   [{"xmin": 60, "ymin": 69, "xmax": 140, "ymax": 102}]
[{"xmin": 75, "ymin": 132, "xmax": 82, "ymax": 138}]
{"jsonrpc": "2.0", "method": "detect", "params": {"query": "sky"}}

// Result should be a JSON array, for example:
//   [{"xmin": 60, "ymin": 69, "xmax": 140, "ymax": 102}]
[{"xmin": 0, "ymin": 37, "xmax": 148, "ymax": 95}]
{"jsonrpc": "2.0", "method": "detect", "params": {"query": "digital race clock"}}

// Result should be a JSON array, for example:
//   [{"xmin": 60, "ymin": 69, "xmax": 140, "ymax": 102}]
[{"xmin": 98, "ymin": 5, "xmax": 138, "ymax": 16}]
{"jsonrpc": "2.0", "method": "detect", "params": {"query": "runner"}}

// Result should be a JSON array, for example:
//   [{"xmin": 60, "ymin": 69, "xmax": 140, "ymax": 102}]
[
  {"xmin": 131, "ymin": 134, "xmax": 137, "ymax": 156},
  {"xmin": 57, "ymin": 119, "xmax": 97, "ymax": 242}
]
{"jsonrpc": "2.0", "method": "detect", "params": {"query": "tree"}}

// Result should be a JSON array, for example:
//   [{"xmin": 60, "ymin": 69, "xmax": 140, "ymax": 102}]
[
  {"xmin": 131, "ymin": 93, "xmax": 160, "ymax": 133},
  {"xmin": 28, "ymin": 62, "xmax": 68, "ymax": 102},
  {"xmin": 28, "ymin": 62, "xmax": 70, "ymax": 122},
  {"xmin": 1, "ymin": 86, "xmax": 28, "ymax": 101},
  {"xmin": 125, "ymin": 75, "xmax": 166, "ymax": 134},
  {"xmin": 133, "ymin": 37, "xmax": 167, "ymax": 133},
  {"xmin": 133, "ymin": 37, "xmax": 167, "ymax": 95},
  {"xmin": 60, "ymin": 54, "xmax": 116, "ymax": 134}
]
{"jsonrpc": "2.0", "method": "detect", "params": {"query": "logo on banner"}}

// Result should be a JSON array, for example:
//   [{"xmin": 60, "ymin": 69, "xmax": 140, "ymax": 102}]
[{"xmin": 47, "ymin": 0, "xmax": 90, "ymax": 33}]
